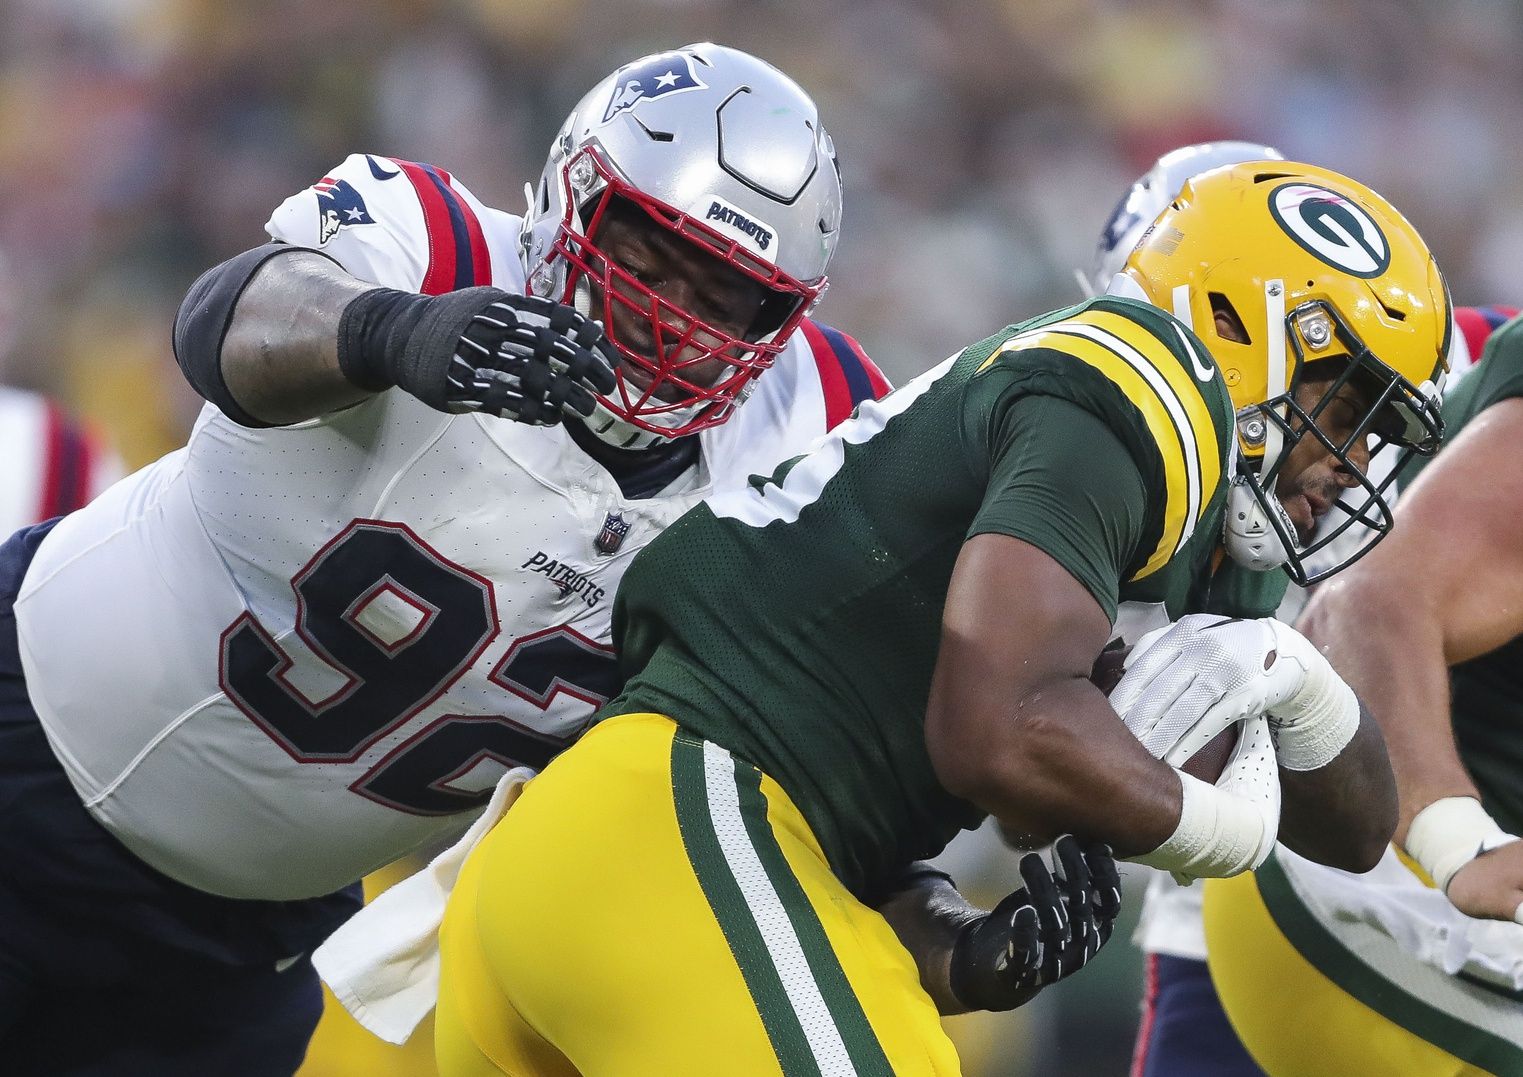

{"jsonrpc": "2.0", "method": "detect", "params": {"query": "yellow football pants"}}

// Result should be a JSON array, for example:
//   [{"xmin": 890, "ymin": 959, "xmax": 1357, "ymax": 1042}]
[
  {"xmin": 1203, "ymin": 865, "xmax": 1519, "ymax": 1076},
  {"xmin": 434, "ymin": 711, "xmax": 960, "ymax": 1076}
]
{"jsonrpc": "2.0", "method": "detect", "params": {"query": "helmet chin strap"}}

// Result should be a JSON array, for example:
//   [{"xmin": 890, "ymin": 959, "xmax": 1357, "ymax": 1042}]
[{"xmin": 1223, "ymin": 278, "xmax": 1298, "ymax": 573}]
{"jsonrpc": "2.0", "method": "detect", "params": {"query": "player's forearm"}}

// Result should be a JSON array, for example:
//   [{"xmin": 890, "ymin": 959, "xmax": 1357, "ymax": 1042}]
[
  {"xmin": 1277, "ymin": 702, "xmax": 1396, "ymax": 871},
  {"xmin": 932, "ymin": 676, "xmax": 1182, "ymax": 857},
  {"xmin": 219, "ymin": 251, "xmax": 378, "ymax": 424},
  {"xmin": 1300, "ymin": 578, "xmax": 1475, "ymax": 842},
  {"xmin": 873, "ymin": 869, "xmax": 981, "ymax": 1016}
]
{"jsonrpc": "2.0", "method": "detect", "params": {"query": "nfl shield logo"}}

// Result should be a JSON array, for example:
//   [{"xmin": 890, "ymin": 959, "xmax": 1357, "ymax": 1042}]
[{"xmin": 595, "ymin": 511, "xmax": 631, "ymax": 555}]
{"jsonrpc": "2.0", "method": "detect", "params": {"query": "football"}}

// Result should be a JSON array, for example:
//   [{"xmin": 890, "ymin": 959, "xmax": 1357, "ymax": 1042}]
[
  {"xmin": 1178, "ymin": 725, "xmax": 1240, "ymax": 784},
  {"xmin": 1092, "ymin": 640, "xmax": 1239, "ymax": 784},
  {"xmin": 1088, "ymin": 640, "xmax": 1130, "ymax": 696}
]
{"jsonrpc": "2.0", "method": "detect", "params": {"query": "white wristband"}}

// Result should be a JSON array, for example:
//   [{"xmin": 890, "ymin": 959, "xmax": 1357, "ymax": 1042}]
[
  {"xmin": 1265, "ymin": 622, "xmax": 1360, "ymax": 771},
  {"xmin": 1405, "ymin": 796, "xmax": 1521, "ymax": 893},
  {"xmin": 1129, "ymin": 770, "xmax": 1276, "ymax": 882}
]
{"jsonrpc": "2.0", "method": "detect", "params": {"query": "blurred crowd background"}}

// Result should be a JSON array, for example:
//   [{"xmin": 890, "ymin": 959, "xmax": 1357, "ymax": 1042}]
[{"xmin": 4, "ymin": 0, "xmax": 1520, "ymax": 1073}]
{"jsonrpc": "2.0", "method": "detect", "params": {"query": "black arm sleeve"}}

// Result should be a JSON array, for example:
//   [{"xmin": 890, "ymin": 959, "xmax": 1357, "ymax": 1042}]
[{"xmin": 172, "ymin": 241, "xmax": 337, "ymax": 427}]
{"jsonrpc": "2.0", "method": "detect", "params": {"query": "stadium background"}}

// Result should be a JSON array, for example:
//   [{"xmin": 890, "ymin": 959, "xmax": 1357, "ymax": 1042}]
[{"xmin": 2, "ymin": 0, "xmax": 1517, "ymax": 1073}]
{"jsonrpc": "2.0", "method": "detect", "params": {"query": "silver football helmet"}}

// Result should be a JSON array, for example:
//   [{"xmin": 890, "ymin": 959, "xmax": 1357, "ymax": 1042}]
[
  {"xmin": 520, "ymin": 42, "xmax": 842, "ymax": 447},
  {"xmin": 1079, "ymin": 140, "xmax": 1285, "ymax": 297}
]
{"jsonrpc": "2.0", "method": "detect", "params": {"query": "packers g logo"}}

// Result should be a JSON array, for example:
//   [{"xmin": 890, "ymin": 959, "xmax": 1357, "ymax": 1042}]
[{"xmin": 1268, "ymin": 183, "xmax": 1390, "ymax": 279}]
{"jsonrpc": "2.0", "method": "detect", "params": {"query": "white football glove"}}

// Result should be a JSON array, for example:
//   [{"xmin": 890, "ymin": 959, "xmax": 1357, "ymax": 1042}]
[
  {"xmin": 1110, "ymin": 616, "xmax": 1286, "ymax": 881},
  {"xmin": 1110, "ymin": 614, "xmax": 1358, "ymax": 772},
  {"xmin": 1130, "ymin": 715, "xmax": 1281, "ymax": 883},
  {"xmin": 1110, "ymin": 615, "xmax": 1292, "ymax": 765}
]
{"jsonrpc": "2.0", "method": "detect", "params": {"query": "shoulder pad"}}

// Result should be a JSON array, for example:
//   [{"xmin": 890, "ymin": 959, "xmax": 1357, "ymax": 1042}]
[
  {"xmin": 264, "ymin": 154, "xmax": 497, "ymax": 294},
  {"xmin": 796, "ymin": 319, "xmax": 892, "ymax": 428},
  {"xmin": 984, "ymin": 300, "xmax": 1232, "ymax": 580}
]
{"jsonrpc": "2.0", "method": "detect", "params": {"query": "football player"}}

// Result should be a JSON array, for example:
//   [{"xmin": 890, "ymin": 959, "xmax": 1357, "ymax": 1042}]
[
  {"xmin": 0, "ymin": 43, "xmax": 927, "ymax": 1075},
  {"xmin": 0, "ymin": 248, "xmax": 121, "ymax": 533},
  {"xmin": 0, "ymin": 386, "xmax": 118, "ymax": 532},
  {"xmin": 1096, "ymin": 146, "xmax": 1521, "ymax": 1077},
  {"xmin": 1201, "ymin": 316, "xmax": 1523, "ymax": 1075},
  {"xmin": 430, "ymin": 161, "xmax": 1449, "ymax": 1074}
]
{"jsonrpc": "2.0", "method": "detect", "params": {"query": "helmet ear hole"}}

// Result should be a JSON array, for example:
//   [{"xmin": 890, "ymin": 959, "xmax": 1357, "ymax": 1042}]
[
  {"xmin": 1209, "ymin": 292, "xmax": 1253, "ymax": 345},
  {"xmin": 749, "ymin": 289, "xmax": 801, "ymax": 340}
]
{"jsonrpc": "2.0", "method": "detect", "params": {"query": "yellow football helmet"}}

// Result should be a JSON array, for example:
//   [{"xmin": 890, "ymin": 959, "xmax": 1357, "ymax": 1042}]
[{"xmin": 1119, "ymin": 161, "xmax": 1448, "ymax": 584}]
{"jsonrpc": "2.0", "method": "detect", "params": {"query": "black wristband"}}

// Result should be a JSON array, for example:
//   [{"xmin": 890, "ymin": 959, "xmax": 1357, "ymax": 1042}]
[
  {"xmin": 336, "ymin": 285, "xmax": 510, "ymax": 411},
  {"xmin": 335, "ymin": 287, "xmax": 433, "ymax": 393}
]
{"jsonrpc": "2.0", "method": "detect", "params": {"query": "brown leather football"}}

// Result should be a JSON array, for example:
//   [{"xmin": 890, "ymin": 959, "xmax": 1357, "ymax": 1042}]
[
  {"xmin": 1089, "ymin": 640, "xmax": 1131, "ymax": 696},
  {"xmin": 1179, "ymin": 725, "xmax": 1240, "ymax": 784}
]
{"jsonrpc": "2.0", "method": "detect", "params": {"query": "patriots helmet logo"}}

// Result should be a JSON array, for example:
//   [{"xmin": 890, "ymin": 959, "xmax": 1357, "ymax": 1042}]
[
  {"xmin": 1099, "ymin": 189, "xmax": 1144, "ymax": 260},
  {"xmin": 601, "ymin": 52, "xmax": 706, "ymax": 123},
  {"xmin": 313, "ymin": 177, "xmax": 376, "ymax": 245}
]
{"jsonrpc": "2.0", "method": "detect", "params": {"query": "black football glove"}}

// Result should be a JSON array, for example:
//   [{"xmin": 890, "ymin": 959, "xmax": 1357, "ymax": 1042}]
[
  {"xmin": 338, "ymin": 286, "xmax": 618, "ymax": 425},
  {"xmin": 948, "ymin": 836, "xmax": 1122, "ymax": 1012}
]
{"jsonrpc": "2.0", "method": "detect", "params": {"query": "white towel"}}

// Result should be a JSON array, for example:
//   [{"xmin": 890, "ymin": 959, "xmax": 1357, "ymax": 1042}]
[
  {"xmin": 312, "ymin": 767, "xmax": 535, "ymax": 1045},
  {"xmin": 1277, "ymin": 844, "xmax": 1523, "ymax": 991}
]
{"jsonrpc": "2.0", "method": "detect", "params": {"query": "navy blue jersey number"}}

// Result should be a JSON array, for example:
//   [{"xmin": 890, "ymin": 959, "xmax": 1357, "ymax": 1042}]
[
  {"xmin": 354, "ymin": 626, "xmax": 619, "ymax": 814},
  {"xmin": 220, "ymin": 520, "xmax": 619, "ymax": 815}
]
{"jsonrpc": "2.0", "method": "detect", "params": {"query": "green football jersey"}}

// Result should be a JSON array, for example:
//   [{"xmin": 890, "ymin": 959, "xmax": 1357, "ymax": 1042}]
[
  {"xmin": 607, "ymin": 296, "xmax": 1261, "ymax": 896},
  {"xmin": 1411, "ymin": 314, "xmax": 1523, "ymax": 834}
]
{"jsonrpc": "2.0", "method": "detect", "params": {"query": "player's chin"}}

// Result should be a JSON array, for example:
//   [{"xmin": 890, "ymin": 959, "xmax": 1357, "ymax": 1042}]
[{"xmin": 620, "ymin": 366, "xmax": 691, "ymax": 405}]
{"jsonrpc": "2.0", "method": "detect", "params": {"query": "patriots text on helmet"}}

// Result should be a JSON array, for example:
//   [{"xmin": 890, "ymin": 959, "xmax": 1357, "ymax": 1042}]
[{"xmin": 703, "ymin": 201, "xmax": 774, "ymax": 251}]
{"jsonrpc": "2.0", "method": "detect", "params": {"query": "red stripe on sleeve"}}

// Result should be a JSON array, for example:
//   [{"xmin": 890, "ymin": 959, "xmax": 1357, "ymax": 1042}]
[
  {"xmin": 445, "ymin": 174, "xmax": 493, "ymax": 286},
  {"xmin": 1455, "ymin": 307, "xmax": 1491, "ymax": 362},
  {"xmin": 1455, "ymin": 305, "xmax": 1519, "ymax": 363},
  {"xmin": 70, "ymin": 431, "xmax": 98, "ymax": 511},
  {"xmin": 799, "ymin": 320, "xmax": 854, "ymax": 428},
  {"xmin": 37, "ymin": 403, "xmax": 68, "ymax": 520},
  {"xmin": 392, "ymin": 159, "xmax": 458, "ymax": 296},
  {"xmin": 841, "ymin": 330, "xmax": 892, "ymax": 399}
]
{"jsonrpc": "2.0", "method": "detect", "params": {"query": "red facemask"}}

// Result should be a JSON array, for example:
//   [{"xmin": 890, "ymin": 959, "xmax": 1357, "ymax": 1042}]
[{"xmin": 544, "ymin": 147, "xmax": 824, "ymax": 439}]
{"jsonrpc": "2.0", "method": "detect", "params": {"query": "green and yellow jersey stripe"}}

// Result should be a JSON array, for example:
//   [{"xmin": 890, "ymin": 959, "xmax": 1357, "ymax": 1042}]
[{"xmin": 983, "ymin": 307, "xmax": 1222, "ymax": 579}]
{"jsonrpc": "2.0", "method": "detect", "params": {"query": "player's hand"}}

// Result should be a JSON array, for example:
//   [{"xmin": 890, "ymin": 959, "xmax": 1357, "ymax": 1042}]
[
  {"xmin": 1445, "ymin": 840, "xmax": 1523, "ymax": 924},
  {"xmin": 1110, "ymin": 615, "xmax": 1308, "ymax": 767},
  {"xmin": 444, "ymin": 293, "xmax": 617, "ymax": 424},
  {"xmin": 949, "ymin": 837, "xmax": 1122, "ymax": 1011},
  {"xmin": 1111, "ymin": 615, "xmax": 1277, "ymax": 765},
  {"xmin": 342, "ymin": 285, "xmax": 618, "ymax": 424}
]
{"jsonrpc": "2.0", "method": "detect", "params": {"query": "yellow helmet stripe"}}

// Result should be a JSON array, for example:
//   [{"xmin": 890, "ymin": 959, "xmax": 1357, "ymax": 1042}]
[{"xmin": 992, "ymin": 320, "xmax": 1216, "ymax": 579}]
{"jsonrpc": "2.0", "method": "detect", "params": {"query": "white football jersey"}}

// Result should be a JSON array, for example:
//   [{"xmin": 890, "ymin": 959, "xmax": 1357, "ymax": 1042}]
[
  {"xmin": 0, "ymin": 387, "xmax": 120, "ymax": 535},
  {"xmin": 15, "ymin": 154, "xmax": 887, "ymax": 900}
]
